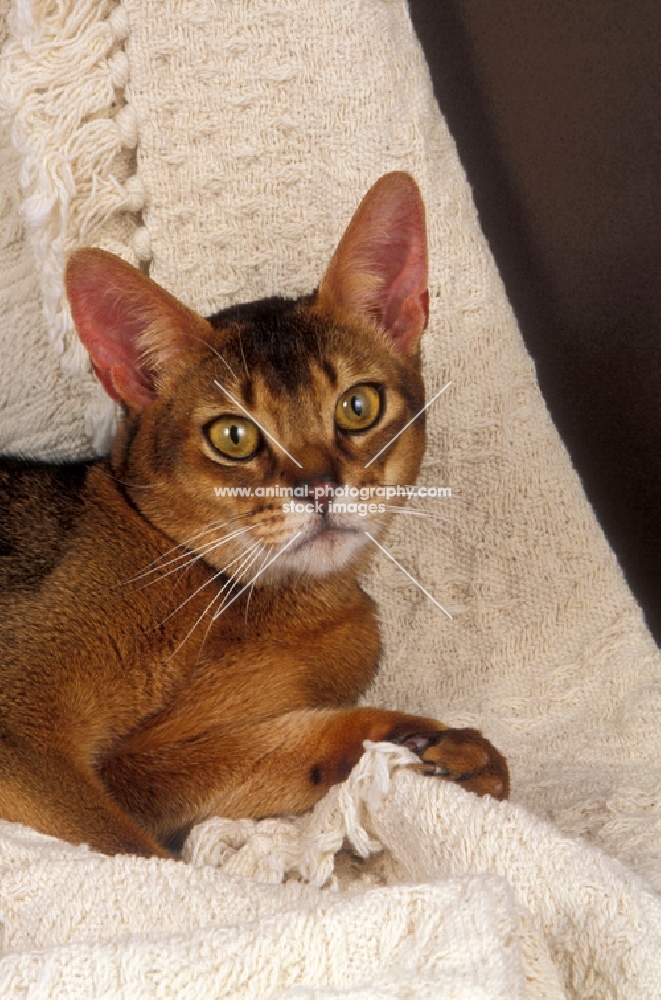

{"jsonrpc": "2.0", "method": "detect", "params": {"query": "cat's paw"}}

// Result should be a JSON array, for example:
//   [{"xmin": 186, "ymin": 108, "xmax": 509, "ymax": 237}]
[{"xmin": 391, "ymin": 727, "xmax": 509, "ymax": 800}]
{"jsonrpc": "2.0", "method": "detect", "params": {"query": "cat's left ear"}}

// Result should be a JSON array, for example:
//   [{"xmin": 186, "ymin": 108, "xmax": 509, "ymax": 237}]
[{"xmin": 316, "ymin": 172, "xmax": 429, "ymax": 355}]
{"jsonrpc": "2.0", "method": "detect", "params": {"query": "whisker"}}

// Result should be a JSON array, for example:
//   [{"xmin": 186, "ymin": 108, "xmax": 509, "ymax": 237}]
[
  {"xmin": 121, "ymin": 514, "xmax": 250, "ymax": 586},
  {"xmin": 108, "ymin": 477, "xmax": 161, "ymax": 490},
  {"xmin": 382, "ymin": 506, "xmax": 430, "ymax": 516},
  {"xmin": 163, "ymin": 527, "xmax": 255, "ymax": 603},
  {"xmin": 129, "ymin": 522, "xmax": 257, "ymax": 589},
  {"xmin": 212, "ymin": 542, "xmax": 265, "ymax": 617},
  {"xmin": 145, "ymin": 524, "xmax": 257, "ymax": 586},
  {"xmin": 165, "ymin": 531, "xmax": 241, "ymax": 599},
  {"xmin": 214, "ymin": 379, "xmax": 302, "ymax": 469},
  {"xmin": 244, "ymin": 544, "xmax": 271, "ymax": 637},
  {"xmin": 370, "ymin": 518, "xmax": 393, "ymax": 534},
  {"xmin": 163, "ymin": 541, "xmax": 266, "ymax": 661},
  {"xmin": 314, "ymin": 326, "xmax": 324, "ymax": 368},
  {"xmin": 237, "ymin": 327, "xmax": 249, "ymax": 381},
  {"xmin": 211, "ymin": 532, "xmax": 303, "ymax": 622},
  {"xmin": 194, "ymin": 542, "xmax": 266, "ymax": 666},
  {"xmin": 183, "ymin": 330, "xmax": 237, "ymax": 380},
  {"xmin": 157, "ymin": 540, "xmax": 262, "ymax": 629},
  {"xmin": 381, "ymin": 505, "xmax": 455, "ymax": 525},
  {"xmin": 124, "ymin": 519, "xmax": 233, "ymax": 585},
  {"xmin": 364, "ymin": 530, "xmax": 453, "ymax": 619},
  {"xmin": 364, "ymin": 380, "xmax": 452, "ymax": 469},
  {"xmin": 164, "ymin": 586, "xmax": 229, "ymax": 665}
]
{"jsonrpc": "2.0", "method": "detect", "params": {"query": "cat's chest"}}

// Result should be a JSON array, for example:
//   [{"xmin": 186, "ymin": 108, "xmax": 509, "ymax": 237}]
[
  {"xmin": 117, "ymin": 545, "xmax": 381, "ymax": 711},
  {"xmin": 129, "ymin": 585, "xmax": 381, "ymax": 736}
]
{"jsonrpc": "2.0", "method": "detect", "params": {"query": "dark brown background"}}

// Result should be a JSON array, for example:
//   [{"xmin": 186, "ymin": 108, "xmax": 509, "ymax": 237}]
[{"xmin": 409, "ymin": 0, "xmax": 661, "ymax": 643}]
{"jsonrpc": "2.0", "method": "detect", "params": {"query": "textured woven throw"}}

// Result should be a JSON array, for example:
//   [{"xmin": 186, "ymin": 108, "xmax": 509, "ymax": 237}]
[{"xmin": 0, "ymin": 1, "xmax": 660, "ymax": 997}]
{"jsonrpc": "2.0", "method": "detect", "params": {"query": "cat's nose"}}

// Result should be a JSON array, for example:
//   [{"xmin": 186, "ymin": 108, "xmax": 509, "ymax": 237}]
[{"xmin": 294, "ymin": 474, "xmax": 339, "ymax": 515}]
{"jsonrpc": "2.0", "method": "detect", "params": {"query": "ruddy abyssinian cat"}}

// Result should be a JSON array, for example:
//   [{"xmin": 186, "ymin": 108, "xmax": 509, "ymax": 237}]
[{"xmin": 0, "ymin": 173, "xmax": 508, "ymax": 858}]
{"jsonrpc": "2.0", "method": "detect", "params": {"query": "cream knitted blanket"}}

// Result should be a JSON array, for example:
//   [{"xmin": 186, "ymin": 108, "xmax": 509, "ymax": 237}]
[{"xmin": 1, "ymin": 2, "xmax": 660, "ymax": 997}]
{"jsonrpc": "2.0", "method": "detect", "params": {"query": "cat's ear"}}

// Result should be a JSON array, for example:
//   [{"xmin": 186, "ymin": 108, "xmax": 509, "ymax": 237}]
[
  {"xmin": 316, "ymin": 172, "xmax": 429, "ymax": 355},
  {"xmin": 65, "ymin": 249, "xmax": 211, "ymax": 409}
]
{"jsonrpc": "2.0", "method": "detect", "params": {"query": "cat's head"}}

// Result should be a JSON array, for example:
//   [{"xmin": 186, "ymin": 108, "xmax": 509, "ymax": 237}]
[{"xmin": 65, "ymin": 172, "xmax": 429, "ymax": 583}]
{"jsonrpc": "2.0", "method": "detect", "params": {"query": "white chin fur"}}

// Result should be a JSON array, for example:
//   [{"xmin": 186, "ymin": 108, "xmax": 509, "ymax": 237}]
[
  {"xmin": 251, "ymin": 515, "xmax": 373, "ymax": 581},
  {"xmin": 233, "ymin": 511, "xmax": 387, "ymax": 583},
  {"xmin": 278, "ymin": 527, "xmax": 367, "ymax": 577}
]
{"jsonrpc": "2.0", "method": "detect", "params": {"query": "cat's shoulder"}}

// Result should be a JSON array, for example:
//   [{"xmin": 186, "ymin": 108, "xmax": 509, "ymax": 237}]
[{"xmin": 0, "ymin": 456, "xmax": 96, "ymax": 593}]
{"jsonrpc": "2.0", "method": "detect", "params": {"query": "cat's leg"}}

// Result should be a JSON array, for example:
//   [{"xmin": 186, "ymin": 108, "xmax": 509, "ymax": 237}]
[
  {"xmin": 207, "ymin": 708, "xmax": 509, "ymax": 815},
  {"xmin": 99, "ymin": 707, "xmax": 508, "ymax": 841},
  {"xmin": 0, "ymin": 749, "xmax": 171, "ymax": 857}
]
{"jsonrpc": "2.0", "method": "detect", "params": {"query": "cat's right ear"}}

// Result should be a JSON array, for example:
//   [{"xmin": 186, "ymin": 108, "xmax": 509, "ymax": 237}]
[{"xmin": 65, "ymin": 249, "xmax": 211, "ymax": 410}]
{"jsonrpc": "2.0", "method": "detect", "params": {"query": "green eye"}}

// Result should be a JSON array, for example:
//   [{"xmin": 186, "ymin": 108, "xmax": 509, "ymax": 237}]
[
  {"xmin": 207, "ymin": 416, "xmax": 261, "ymax": 459},
  {"xmin": 335, "ymin": 384, "xmax": 382, "ymax": 432}
]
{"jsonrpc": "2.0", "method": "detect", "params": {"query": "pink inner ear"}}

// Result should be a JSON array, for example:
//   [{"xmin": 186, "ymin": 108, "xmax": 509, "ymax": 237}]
[
  {"xmin": 374, "ymin": 228, "xmax": 429, "ymax": 353},
  {"xmin": 65, "ymin": 249, "xmax": 201, "ymax": 410},
  {"xmin": 318, "ymin": 172, "xmax": 429, "ymax": 354},
  {"xmin": 84, "ymin": 305, "xmax": 156, "ymax": 408}
]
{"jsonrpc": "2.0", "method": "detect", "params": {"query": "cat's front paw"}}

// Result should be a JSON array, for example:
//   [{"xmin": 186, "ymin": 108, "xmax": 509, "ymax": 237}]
[{"xmin": 393, "ymin": 727, "xmax": 509, "ymax": 800}]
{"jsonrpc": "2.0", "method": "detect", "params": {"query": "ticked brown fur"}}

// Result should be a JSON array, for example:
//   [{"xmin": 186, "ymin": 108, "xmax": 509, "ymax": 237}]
[{"xmin": 0, "ymin": 174, "xmax": 507, "ymax": 858}]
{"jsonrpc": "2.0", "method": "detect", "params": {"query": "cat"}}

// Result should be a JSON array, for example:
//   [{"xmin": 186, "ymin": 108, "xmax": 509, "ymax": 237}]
[{"xmin": 0, "ymin": 172, "xmax": 508, "ymax": 858}]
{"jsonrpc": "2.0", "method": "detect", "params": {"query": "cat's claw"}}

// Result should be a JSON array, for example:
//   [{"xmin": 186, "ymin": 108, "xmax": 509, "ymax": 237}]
[{"xmin": 394, "ymin": 727, "xmax": 509, "ymax": 800}]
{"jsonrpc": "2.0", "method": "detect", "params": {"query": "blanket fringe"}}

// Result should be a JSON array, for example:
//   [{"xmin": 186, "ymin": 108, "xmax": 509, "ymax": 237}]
[
  {"xmin": 0, "ymin": 0, "xmax": 145, "ymax": 451},
  {"xmin": 182, "ymin": 742, "xmax": 418, "ymax": 888}
]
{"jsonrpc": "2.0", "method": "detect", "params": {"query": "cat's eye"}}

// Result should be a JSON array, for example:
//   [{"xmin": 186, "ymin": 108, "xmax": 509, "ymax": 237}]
[
  {"xmin": 207, "ymin": 416, "xmax": 261, "ymax": 460},
  {"xmin": 335, "ymin": 384, "xmax": 382, "ymax": 432}
]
